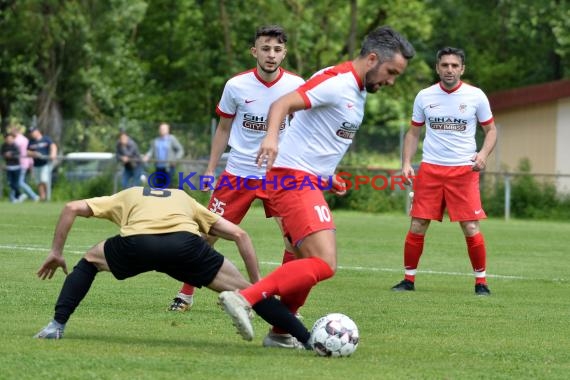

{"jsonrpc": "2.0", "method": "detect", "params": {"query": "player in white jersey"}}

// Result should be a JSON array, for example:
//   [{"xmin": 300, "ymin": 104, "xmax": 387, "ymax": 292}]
[
  {"xmin": 391, "ymin": 47, "xmax": 497, "ymax": 296},
  {"xmin": 217, "ymin": 26, "xmax": 415, "ymax": 342},
  {"xmin": 168, "ymin": 25, "xmax": 306, "ymax": 348}
]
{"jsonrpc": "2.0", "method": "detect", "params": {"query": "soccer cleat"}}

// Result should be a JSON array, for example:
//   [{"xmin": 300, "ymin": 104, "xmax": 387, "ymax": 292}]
[
  {"xmin": 391, "ymin": 279, "xmax": 415, "ymax": 291},
  {"xmin": 218, "ymin": 291, "xmax": 254, "ymax": 341},
  {"xmin": 168, "ymin": 297, "xmax": 192, "ymax": 312},
  {"xmin": 262, "ymin": 330, "xmax": 306, "ymax": 350},
  {"xmin": 475, "ymin": 283, "xmax": 491, "ymax": 296},
  {"xmin": 34, "ymin": 320, "xmax": 65, "ymax": 339}
]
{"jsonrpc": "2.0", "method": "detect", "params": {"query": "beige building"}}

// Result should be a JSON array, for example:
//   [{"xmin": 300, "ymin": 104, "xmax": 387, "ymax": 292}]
[{"xmin": 487, "ymin": 79, "xmax": 570, "ymax": 193}]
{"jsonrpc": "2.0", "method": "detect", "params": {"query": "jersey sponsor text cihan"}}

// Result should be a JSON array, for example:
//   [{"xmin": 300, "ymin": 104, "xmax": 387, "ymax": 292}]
[
  {"xmin": 275, "ymin": 62, "xmax": 366, "ymax": 178},
  {"xmin": 86, "ymin": 187, "xmax": 220, "ymax": 237},
  {"xmin": 216, "ymin": 67, "xmax": 304, "ymax": 178},
  {"xmin": 411, "ymin": 81, "xmax": 493, "ymax": 166}
]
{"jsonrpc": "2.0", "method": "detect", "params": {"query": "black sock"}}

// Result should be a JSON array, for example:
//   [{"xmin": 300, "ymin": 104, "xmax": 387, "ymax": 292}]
[
  {"xmin": 53, "ymin": 258, "xmax": 98, "ymax": 324},
  {"xmin": 253, "ymin": 297, "xmax": 311, "ymax": 344}
]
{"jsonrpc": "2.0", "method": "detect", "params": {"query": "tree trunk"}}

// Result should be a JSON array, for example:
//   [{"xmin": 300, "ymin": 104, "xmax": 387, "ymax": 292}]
[{"xmin": 219, "ymin": 0, "xmax": 233, "ymax": 68}]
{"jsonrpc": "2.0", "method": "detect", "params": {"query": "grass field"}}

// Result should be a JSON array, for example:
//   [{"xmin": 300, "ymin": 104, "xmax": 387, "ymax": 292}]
[{"xmin": 1, "ymin": 200, "xmax": 569, "ymax": 380}]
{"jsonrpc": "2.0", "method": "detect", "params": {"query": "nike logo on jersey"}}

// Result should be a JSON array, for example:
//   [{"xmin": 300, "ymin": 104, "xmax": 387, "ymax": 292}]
[
  {"xmin": 347, "ymin": 103, "xmax": 354, "ymax": 109},
  {"xmin": 428, "ymin": 104, "xmax": 440, "ymax": 108},
  {"xmin": 474, "ymin": 209, "xmax": 483, "ymax": 215},
  {"xmin": 245, "ymin": 99, "xmax": 256, "ymax": 104}
]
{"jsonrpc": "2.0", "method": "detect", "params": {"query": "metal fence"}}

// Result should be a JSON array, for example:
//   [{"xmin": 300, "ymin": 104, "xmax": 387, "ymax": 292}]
[{"xmin": 3, "ymin": 157, "xmax": 569, "ymax": 222}]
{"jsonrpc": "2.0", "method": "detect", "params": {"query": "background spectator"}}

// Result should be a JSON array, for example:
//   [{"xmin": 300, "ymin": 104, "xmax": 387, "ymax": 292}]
[
  {"xmin": 10, "ymin": 123, "xmax": 39, "ymax": 202},
  {"xmin": 116, "ymin": 130, "xmax": 143, "ymax": 189},
  {"xmin": 1, "ymin": 133, "xmax": 21, "ymax": 203},
  {"xmin": 143, "ymin": 122, "xmax": 184, "ymax": 188},
  {"xmin": 27, "ymin": 127, "xmax": 57, "ymax": 201}
]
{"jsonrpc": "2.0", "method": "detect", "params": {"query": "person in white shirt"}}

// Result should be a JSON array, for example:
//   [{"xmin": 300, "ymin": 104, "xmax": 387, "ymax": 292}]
[
  {"xmin": 391, "ymin": 47, "xmax": 497, "ymax": 296},
  {"xmin": 168, "ymin": 25, "xmax": 307, "ymax": 349},
  {"xmin": 217, "ymin": 26, "xmax": 415, "ymax": 344}
]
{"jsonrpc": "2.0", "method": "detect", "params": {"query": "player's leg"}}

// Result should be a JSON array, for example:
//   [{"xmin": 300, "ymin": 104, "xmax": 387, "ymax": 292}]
[
  {"xmin": 218, "ymin": 230, "xmax": 334, "ymax": 344},
  {"xmin": 392, "ymin": 217, "xmax": 430, "ymax": 291},
  {"xmin": 446, "ymin": 166, "xmax": 490, "ymax": 295},
  {"xmin": 206, "ymin": 257, "xmax": 251, "ymax": 292},
  {"xmin": 460, "ymin": 220, "xmax": 490, "ymax": 295},
  {"xmin": 34, "ymin": 240, "xmax": 107, "ymax": 339},
  {"xmin": 393, "ymin": 163, "xmax": 444, "ymax": 291}
]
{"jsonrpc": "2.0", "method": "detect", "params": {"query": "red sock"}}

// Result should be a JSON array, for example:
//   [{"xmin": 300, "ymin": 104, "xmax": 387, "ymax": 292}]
[
  {"xmin": 279, "ymin": 250, "xmax": 303, "ymax": 312},
  {"xmin": 240, "ymin": 256, "xmax": 334, "ymax": 305},
  {"xmin": 466, "ymin": 233, "xmax": 487, "ymax": 284},
  {"xmin": 403, "ymin": 231, "xmax": 425, "ymax": 282},
  {"xmin": 281, "ymin": 250, "xmax": 296, "ymax": 264},
  {"xmin": 180, "ymin": 283, "xmax": 195, "ymax": 296}
]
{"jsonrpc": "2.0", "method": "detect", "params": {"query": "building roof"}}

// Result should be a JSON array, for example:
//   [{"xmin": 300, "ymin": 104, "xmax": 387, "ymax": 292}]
[{"xmin": 488, "ymin": 79, "xmax": 570, "ymax": 111}]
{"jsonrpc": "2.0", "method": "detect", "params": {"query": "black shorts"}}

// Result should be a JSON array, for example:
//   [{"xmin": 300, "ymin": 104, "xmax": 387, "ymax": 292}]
[{"xmin": 104, "ymin": 231, "xmax": 225, "ymax": 287}]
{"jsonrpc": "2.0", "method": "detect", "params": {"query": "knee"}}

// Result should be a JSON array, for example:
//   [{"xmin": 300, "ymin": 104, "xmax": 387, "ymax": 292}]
[
  {"xmin": 410, "ymin": 218, "xmax": 429, "ymax": 234},
  {"xmin": 461, "ymin": 221, "xmax": 480, "ymax": 236}
]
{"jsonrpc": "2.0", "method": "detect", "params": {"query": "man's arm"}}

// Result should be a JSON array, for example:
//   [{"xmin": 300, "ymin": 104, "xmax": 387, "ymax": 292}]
[
  {"xmin": 49, "ymin": 141, "xmax": 58, "ymax": 162},
  {"xmin": 401, "ymin": 126, "xmax": 422, "ymax": 182},
  {"xmin": 203, "ymin": 117, "xmax": 232, "ymax": 190},
  {"xmin": 257, "ymin": 90, "xmax": 306, "ymax": 170},
  {"xmin": 472, "ymin": 121, "xmax": 497, "ymax": 172},
  {"xmin": 171, "ymin": 135, "xmax": 185, "ymax": 160},
  {"xmin": 208, "ymin": 218, "xmax": 261, "ymax": 283},
  {"xmin": 143, "ymin": 140, "xmax": 154, "ymax": 162},
  {"xmin": 37, "ymin": 200, "xmax": 94, "ymax": 280}
]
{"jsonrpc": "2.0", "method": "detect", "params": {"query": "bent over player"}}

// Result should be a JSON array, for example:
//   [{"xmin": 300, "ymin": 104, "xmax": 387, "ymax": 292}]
[{"xmin": 34, "ymin": 187, "xmax": 310, "ymax": 346}]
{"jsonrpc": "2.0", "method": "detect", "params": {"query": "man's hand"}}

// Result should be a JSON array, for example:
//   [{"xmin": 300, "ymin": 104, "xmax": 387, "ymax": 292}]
[
  {"xmin": 256, "ymin": 137, "xmax": 278, "ymax": 171},
  {"xmin": 330, "ymin": 174, "xmax": 347, "ymax": 196},
  {"xmin": 37, "ymin": 251, "xmax": 68, "ymax": 280},
  {"xmin": 401, "ymin": 163, "xmax": 416, "ymax": 185},
  {"xmin": 471, "ymin": 152, "xmax": 487, "ymax": 172},
  {"xmin": 201, "ymin": 169, "xmax": 216, "ymax": 192}
]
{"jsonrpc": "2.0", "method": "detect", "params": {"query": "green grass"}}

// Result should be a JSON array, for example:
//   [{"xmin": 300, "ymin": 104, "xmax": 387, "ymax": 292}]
[{"xmin": 1, "ymin": 201, "xmax": 569, "ymax": 379}]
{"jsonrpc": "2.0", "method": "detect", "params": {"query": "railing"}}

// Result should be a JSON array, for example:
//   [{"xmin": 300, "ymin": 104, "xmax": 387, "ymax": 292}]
[{"xmin": 3, "ymin": 157, "xmax": 569, "ymax": 222}]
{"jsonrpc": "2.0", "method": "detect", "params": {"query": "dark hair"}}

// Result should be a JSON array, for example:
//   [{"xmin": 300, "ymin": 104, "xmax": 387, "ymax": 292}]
[
  {"xmin": 360, "ymin": 26, "xmax": 415, "ymax": 63},
  {"xmin": 254, "ymin": 25, "xmax": 287, "ymax": 45},
  {"xmin": 436, "ymin": 47, "xmax": 465, "ymax": 65}
]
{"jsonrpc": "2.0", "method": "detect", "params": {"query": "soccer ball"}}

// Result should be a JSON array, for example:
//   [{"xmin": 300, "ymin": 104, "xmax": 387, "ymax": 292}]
[{"xmin": 309, "ymin": 313, "xmax": 359, "ymax": 357}]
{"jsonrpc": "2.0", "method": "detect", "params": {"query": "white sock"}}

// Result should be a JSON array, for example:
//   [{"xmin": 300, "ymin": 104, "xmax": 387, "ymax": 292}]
[{"xmin": 177, "ymin": 293, "xmax": 194, "ymax": 305}]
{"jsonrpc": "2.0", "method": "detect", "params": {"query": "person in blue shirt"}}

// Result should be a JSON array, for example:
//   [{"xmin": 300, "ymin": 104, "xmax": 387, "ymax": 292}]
[
  {"xmin": 143, "ymin": 123, "xmax": 184, "ymax": 188},
  {"xmin": 27, "ymin": 127, "xmax": 57, "ymax": 201}
]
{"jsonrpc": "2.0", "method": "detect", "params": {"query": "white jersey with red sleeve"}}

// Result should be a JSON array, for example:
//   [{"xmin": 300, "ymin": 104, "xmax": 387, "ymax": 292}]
[
  {"xmin": 216, "ymin": 67, "xmax": 304, "ymax": 178},
  {"xmin": 411, "ymin": 81, "xmax": 494, "ymax": 166},
  {"xmin": 274, "ymin": 61, "xmax": 366, "ymax": 177}
]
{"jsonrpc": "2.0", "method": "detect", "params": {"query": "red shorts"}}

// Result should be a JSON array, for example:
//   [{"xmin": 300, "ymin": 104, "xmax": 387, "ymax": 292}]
[
  {"xmin": 266, "ymin": 167, "xmax": 336, "ymax": 246},
  {"xmin": 411, "ymin": 162, "xmax": 486, "ymax": 222},
  {"xmin": 207, "ymin": 171, "xmax": 278, "ymax": 223}
]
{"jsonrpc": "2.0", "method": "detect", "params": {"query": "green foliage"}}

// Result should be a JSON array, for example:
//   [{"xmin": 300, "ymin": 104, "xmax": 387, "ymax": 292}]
[
  {"xmin": 326, "ymin": 168, "xmax": 408, "ymax": 213},
  {"xmin": 51, "ymin": 169, "xmax": 115, "ymax": 201},
  {"xmin": 482, "ymin": 158, "xmax": 570, "ymax": 220},
  {"xmin": 1, "ymin": 0, "xmax": 569, "ymax": 155}
]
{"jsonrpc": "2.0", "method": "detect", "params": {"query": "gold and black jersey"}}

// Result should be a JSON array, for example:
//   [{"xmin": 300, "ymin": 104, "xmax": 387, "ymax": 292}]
[{"xmin": 86, "ymin": 187, "xmax": 220, "ymax": 237}]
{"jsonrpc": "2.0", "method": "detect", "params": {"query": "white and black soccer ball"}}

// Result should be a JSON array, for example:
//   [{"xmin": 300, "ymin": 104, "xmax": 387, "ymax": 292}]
[{"xmin": 309, "ymin": 313, "xmax": 359, "ymax": 357}]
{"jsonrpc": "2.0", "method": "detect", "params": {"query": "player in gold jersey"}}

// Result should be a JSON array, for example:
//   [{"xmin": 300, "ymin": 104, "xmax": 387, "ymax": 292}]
[{"xmin": 33, "ymin": 187, "xmax": 310, "ymax": 345}]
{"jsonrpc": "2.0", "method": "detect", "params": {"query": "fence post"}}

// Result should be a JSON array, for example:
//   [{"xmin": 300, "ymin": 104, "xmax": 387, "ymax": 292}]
[{"xmin": 504, "ymin": 174, "xmax": 511, "ymax": 221}]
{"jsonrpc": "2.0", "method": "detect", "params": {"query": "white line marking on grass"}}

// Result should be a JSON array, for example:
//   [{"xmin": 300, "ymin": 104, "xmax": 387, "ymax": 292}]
[
  {"xmin": 260, "ymin": 261, "xmax": 533, "ymax": 281},
  {"xmin": 1, "ymin": 244, "xmax": 561, "ymax": 282},
  {"xmin": 0, "ymin": 244, "xmax": 87, "ymax": 255}
]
